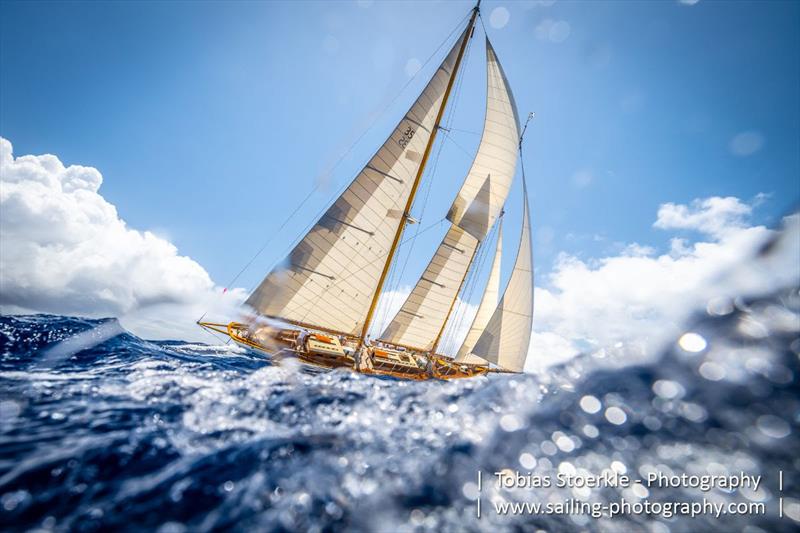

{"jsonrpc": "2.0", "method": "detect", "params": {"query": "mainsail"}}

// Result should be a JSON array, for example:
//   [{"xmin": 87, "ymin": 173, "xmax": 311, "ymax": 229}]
[
  {"xmin": 379, "ymin": 37, "xmax": 520, "ymax": 351},
  {"xmin": 455, "ymin": 220, "xmax": 502, "ymax": 362},
  {"xmin": 466, "ymin": 179, "xmax": 534, "ymax": 372},
  {"xmin": 245, "ymin": 27, "xmax": 471, "ymax": 336}
]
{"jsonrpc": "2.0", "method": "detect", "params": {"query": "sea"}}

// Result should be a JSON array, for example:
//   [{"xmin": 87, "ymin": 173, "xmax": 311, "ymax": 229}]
[{"xmin": 1, "ymin": 221, "xmax": 798, "ymax": 532}]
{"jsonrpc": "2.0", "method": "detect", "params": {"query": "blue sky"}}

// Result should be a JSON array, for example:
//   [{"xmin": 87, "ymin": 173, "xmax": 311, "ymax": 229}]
[{"xmin": 2, "ymin": 0, "xmax": 798, "ymax": 304}]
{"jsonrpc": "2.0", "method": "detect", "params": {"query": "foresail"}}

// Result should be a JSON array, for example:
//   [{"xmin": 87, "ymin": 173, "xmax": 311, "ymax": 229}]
[
  {"xmin": 455, "ymin": 220, "xmax": 502, "ymax": 362},
  {"xmin": 380, "ymin": 225, "xmax": 479, "ymax": 350},
  {"xmin": 447, "ymin": 38, "xmax": 520, "ymax": 241},
  {"xmin": 469, "ymin": 184, "xmax": 533, "ymax": 372},
  {"xmin": 245, "ymin": 28, "xmax": 470, "ymax": 335}
]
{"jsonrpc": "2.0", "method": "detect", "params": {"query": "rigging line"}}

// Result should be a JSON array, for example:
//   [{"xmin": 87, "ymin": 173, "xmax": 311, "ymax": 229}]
[
  {"xmin": 440, "ymin": 129, "xmax": 477, "ymax": 161},
  {"xmin": 478, "ymin": 10, "xmax": 489, "ymax": 39},
  {"xmin": 216, "ymin": 11, "xmax": 472, "ymax": 302},
  {"xmin": 445, "ymin": 127, "xmax": 481, "ymax": 135}
]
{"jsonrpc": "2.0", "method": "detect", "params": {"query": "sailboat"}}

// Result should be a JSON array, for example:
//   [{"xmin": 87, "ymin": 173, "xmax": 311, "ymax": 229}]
[{"xmin": 199, "ymin": 1, "xmax": 534, "ymax": 380}]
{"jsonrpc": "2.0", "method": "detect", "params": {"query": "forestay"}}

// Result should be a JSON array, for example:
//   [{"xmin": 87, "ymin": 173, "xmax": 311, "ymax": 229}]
[{"xmin": 245, "ymin": 28, "xmax": 470, "ymax": 335}]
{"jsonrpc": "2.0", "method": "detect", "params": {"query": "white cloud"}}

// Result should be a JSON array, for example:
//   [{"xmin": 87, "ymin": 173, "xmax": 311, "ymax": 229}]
[
  {"xmin": 0, "ymin": 137, "xmax": 244, "ymax": 341},
  {"xmin": 527, "ymin": 195, "xmax": 798, "ymax": 373},
  {"xmin": 654, "ymin": 195, "xmax": 753, "ymax": 238}
]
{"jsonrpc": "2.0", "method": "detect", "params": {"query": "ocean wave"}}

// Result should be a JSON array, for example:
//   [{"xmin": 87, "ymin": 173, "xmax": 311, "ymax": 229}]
[{"xmin": 1, "ymin": 223, "xmax": 798, "ymax": 531}]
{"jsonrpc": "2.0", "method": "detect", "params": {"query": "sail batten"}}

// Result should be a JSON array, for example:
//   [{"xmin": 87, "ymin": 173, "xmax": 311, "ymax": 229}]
[
  {"xmin": 379, "ymin": 36, "xmax": 520, "ymax": 351},
  {"xmin": 245, "ymin": 27, "xmax": 472, "ymax": 335}
]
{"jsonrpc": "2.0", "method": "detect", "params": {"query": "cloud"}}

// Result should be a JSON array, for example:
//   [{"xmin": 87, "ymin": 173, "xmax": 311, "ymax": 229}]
[
  {"xmin": 653, "ymin": 195, "xmax": 753, "ymax": 238},
  {"xmin": 0, "ymin": 137, "xmax": 244, "ymax": 341},
  {"xmin": 527, "ymin": 195, "xmax": 798, "ymax": 373}
]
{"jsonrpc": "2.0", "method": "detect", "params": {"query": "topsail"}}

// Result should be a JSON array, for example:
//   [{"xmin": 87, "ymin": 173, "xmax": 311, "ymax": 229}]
[
  {"xmin": 245, "ymin": 28, "xmax": 471, "ymax": 336},
  {"xmin": 379, "ymin": 38, "xmax": 520, "ymax": 351}
]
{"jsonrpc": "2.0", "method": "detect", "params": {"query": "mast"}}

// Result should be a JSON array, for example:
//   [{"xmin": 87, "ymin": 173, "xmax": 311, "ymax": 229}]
[{"xmin": 357, "ymin": 2, "xmax": 481, "ymax": 348}]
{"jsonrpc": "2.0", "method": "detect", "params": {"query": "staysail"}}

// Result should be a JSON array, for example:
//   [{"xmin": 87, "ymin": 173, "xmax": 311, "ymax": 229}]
[
  {"xmin": 467, "ymin": 179, "xmax": 533, "ymax": 372},
  {"xmin": 245, "ymin": 27, "xmax": 471, "ymax": 336},
  {"xmin": 379, "ymin": 37, "xmax": 520, "ymax": 351},
  {"xmin": 455, "ymin": 220, "xmax": 502, "ymax": 362}
]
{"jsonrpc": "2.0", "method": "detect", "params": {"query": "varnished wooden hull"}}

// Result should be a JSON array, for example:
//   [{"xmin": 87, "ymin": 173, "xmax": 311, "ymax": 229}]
[{"xmin": 198, "ymin": 321, "xmax": 494, "ymax": 381}]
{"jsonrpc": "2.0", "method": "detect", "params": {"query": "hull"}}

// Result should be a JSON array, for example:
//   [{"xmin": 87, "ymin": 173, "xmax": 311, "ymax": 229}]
[{"xmin": 199, "ymin": 321, "xmax": 495, "ymax": 381}]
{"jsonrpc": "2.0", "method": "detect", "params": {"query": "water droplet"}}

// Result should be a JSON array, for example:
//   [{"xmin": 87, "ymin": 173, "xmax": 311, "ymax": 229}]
[
  {"xmin": 784, "ymin": 498, "xmax": 800, "ymax": 522},
  {"xmin": 489, "ymin": 7, "xmax": 510, "ymax": 29},
  {"xmin": 652, "ymin": 380, "xmax": 685, "ymax": 400},
  {"xmin": 404, "ymin": 58, "xmax": 421, "ymax": 78},
  {"xmin": 462, "ymin": 482, "xmax": 479, "ymax": 500},
  {"xmin": 579, "ymin": 395, "xmax": 601, "ymax": 414},
  {"xmin": 678, "ymin": 332, "xmax": 707, "ymax": 353},
  {"xmin": 707, "ymin": 296, "xmax": 735, "ymax": 316},
  {"xmin": 519, "ymin": 452, "xmax": 537, "ymax": 469},
  {"xmin": 699, "ymin": 361, "xmax": 726, "ymax": 381},
  {"xmin": 499, "ymin": 414, "xmax": 523, "ymax": 432},
  {"xmin": 605, "ymin": 406, "xmax": 627, "ymax": 425},
  {"xmin": 582, "ymin": 424, "xmax": 599, "ymax": 438},
  {"xmin": 555, "ymin": 435, "xmax": 575, "ymax": 453},
  {"xmin": 756, "ymin": 415, "xmax": 790, "ymax": 439}
]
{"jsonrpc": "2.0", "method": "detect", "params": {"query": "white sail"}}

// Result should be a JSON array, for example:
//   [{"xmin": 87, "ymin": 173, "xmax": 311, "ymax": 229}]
[
  {"xmin": 447, "ymin": 38, "xmax": 520, "ymax": 241},
  {"xmin": 379, "ymin": 38, "xmax": 520, "ymax": 350},
  {"xmin": 468, "ymin": 182, "xmax": 533, "ymax": 372},
  {"xmin": 455, "ymin": 220, "xmax": 502, "ymax": 362},
  {"xmin": 380, "ymin": 225, "xmax": 479, "ymax": 350},
  {"xmin": 245, "ymin": 28, "xmax": 470, "ymax": 335}
]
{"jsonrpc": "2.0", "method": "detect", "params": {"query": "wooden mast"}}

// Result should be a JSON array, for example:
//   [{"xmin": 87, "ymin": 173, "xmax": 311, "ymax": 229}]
[{"xmin": 356, "ymin": 2, "xmax": 481, "ymax": 350}]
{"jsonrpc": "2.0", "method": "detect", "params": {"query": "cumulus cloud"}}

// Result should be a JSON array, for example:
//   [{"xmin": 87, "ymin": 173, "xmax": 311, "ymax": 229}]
[
  {"xmin": 654, "ymin": 195, "xmax": 754, "ymax": 238},
  {"xmin": 527, "ymin": 194, "xmax": 797, "ymax": 373},
  {"xmin": 0, "ymin": 137, "xmax": 244, "ymax": 341}
]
